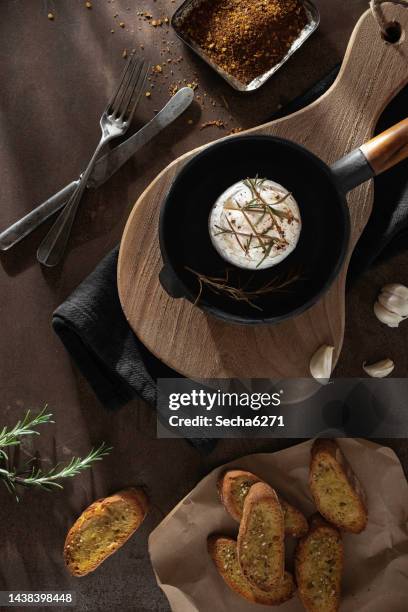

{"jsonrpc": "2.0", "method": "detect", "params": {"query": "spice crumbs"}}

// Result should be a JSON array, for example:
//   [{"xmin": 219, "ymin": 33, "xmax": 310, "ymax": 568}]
[{"xmin": 180, "ymin": 0, "xmax": 308, "ymax": 84}]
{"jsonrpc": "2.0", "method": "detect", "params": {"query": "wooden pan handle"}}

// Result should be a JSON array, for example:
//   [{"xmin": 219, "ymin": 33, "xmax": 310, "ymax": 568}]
[{"xmin": 360, "ymin": 118, "xmax": 408, "ymax": 175}]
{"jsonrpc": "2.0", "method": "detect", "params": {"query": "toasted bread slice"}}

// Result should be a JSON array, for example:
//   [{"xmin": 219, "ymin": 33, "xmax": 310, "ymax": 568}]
[
  {"xmin": 64, "ymin": 487, "xmax": 149, "ymax": 576},
  {"xmin": 281, "ymin": 496, "xmax": 308, "ymax": 538},
  {"xmin": 237, "ymin": 482, "xmax": 285, "ymax": 591},
  {"xmin": 218, "ymin": 469, "xmax": 308, "ymax": 537},
  {"xmin": 218, "ymin": 470, "xmax": 262, "ymax": 522},
  {"xmin": 309, "ymin": 439, "xmax": 368, "ymax": 533},
  {"xmin": 295, "ymin": 514, "xmax": 343, "ymax": 612},
  {"xmin": 208, "ymin": 536, "xmax": 295, "ymax": 606}
]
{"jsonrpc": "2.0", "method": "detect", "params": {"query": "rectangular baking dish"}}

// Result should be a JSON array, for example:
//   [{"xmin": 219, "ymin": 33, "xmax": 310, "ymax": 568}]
[{"xmin": 171, "ymin": 0, "xmax": 320, "ymax": 92}]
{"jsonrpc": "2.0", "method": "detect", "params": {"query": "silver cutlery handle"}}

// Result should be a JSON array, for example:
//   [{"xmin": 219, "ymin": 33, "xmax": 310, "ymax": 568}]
[
  {"xmin": 0, "ymin": 181, "xmax": 79, "ymax": 251},
  {"xmin": 0, "ymin": 88, "xmax": 194, "ymax": 252},
  {"xmin": 37, "ymin": 141, "xmax": 105, "ymax": 267},
  {"xmin": 36, "ymin": 192, "xmax": 82, "ymax": 267}
]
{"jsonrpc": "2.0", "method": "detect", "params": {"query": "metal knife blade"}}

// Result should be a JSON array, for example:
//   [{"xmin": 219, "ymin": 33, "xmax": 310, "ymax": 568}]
[
  {"xmin": 88, "ymin": 87, "xmax": 194, "ymax": 188},
  {"xmin": 0, "ymin": 88, "xmax": 194, "ymax": 251}
]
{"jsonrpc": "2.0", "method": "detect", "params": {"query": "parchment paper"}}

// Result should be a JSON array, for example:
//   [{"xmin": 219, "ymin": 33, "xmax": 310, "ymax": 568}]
[{"xmin": 149, "ymin": 439, "xmax": 408, "ymax": 611}]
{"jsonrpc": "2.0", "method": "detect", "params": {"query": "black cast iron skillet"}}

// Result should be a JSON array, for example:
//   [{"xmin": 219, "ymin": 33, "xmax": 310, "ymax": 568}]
[{"xmin": 159, "ymin": 119, "xmax": 408, "ymax": 325}]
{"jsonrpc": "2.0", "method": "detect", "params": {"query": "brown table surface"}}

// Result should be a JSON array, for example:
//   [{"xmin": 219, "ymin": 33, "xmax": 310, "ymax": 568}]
[{"xmin": 1, "ymin": 1, "xmax": 408, "ymax": 611}]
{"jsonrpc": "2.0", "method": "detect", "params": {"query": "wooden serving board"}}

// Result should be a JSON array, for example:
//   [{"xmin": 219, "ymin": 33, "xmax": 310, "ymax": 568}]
[{"xmin": 118, "ymin": 5, "xmax": 408, "ymax": 378}]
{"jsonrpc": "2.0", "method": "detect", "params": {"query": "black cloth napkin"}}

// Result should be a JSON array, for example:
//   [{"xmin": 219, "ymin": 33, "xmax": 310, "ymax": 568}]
[{"xmin": 53, "ymin": 66, "xmax": 408, "ymax": 434}]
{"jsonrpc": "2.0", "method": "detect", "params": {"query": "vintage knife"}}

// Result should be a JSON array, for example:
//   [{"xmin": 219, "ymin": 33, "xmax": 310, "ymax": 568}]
[{"xmin": 0, "ymin": 87, "xmax": 194, "ymax": 251}]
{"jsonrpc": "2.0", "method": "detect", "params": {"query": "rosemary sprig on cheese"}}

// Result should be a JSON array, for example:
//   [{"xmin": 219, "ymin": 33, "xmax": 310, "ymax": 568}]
[{"xmin": 210, "ymin": 177, "xmax": 300, "ymax": 270}]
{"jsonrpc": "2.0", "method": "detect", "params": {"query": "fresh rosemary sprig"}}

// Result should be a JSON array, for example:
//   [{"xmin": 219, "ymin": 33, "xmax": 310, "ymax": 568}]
[
  {"xmin": 0, "ymin": 409, "xmax": 112, "ymax": 501},
  {"xmin": 0, "ymin": 407, "xmax": 53, "ymax": 458}
]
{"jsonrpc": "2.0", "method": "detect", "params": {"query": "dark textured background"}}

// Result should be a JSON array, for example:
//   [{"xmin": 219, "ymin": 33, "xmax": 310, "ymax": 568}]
[{"xmin": 0, "ymin": 1, "xmax": 407, "ymax": 611}]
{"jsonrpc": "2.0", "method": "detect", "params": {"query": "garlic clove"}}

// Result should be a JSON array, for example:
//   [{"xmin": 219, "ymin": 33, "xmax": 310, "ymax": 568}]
[
  {"xmin": 382, "ymin": 283, "xmax": 408, "ymax": 300},
  {"xmin": 378, "ymin": 291, "xmax": 408, "ymax": 317},
  {"xmin": 374, "ymin": 283, "xmax": 408, "ymax": 326},
  {"xmin": 310, "ymin": 345, "xmax": 334, "ymax": 384},
  {"xmin": 373, "ymin": 300, "xmax": 404, "ymax": 327},
  {"xmin": 363, "ymin": 358, "xmax": 394, "ymax": 378}
]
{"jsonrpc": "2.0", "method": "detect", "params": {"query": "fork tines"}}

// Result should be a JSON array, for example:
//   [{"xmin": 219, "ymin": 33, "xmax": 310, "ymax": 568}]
[{"xmin": 107, "ymin": 54, "xmax": 150, "ymax": 123}]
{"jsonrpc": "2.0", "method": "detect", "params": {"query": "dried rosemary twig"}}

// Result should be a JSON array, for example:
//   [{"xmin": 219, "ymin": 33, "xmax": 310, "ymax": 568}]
[
  {"xmin": 186, "ymin": 267, "xmax": 300, "ymax": 311},
  {"xmin": 243, "ymin": 177, "xmax": 294, "ymax": 239},
  {"xmin": 217, "ymin": 177, "xmax": 296, "ymax": 265},
  {"xmin": 214, "ymin": 224, "xmax": 282, "ymax": 245},
  {"xmin": 224, "ymin": 215, "xmax": 246, "ymax": 254}
]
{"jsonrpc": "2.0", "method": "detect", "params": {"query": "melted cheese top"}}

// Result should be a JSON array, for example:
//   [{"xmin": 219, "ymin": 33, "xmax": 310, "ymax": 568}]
[{"xmin": 209, "ymin": 178, "xmax": 301, "ymax": 270}]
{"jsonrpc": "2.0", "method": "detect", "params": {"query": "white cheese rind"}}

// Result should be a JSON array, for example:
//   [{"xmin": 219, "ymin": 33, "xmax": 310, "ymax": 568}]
[{"xmin": 208, "ymin": 178, "xmax": 301, "ymax": 270}]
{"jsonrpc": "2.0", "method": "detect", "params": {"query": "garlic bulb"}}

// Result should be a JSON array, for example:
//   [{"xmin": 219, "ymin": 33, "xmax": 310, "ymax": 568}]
[
  {"xmin": 374, "ymin": 283, "xmax": 408, "ymax": 327},
  {"xmin": 363, "ymin": 358, "xmax": 394, "ymax": 378},
  {"xmin": 310, "ymin": 345, "xmax": 334, "ymax": 384}
]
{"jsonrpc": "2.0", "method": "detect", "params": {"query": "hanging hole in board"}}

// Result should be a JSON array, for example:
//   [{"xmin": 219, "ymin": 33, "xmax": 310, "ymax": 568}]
[{"xmin": 382, "ymin": 21, "xmax": 403, "ymax": 44}]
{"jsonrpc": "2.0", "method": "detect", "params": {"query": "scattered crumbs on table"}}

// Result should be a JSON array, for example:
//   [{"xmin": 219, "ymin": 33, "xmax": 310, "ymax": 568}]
[
  {"xmin": 200, "ymin": 120, "xmax": 226, "ymax": 130},
  {"xmin": 97, "ymin": 0, "xmax": 240, "ymax": 132},
  {"xmin": 137, "ymin": 12, "xmax": 170, "ymax": 28},
  {"xmin": 228, "ymin": 127, "xmax": 243, "ymax": 134}
]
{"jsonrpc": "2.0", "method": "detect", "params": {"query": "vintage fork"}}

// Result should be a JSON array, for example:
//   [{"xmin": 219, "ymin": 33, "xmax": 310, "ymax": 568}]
[{"xmin": 37, "ymin": 54, "xmax": 149, "ymax": 267}]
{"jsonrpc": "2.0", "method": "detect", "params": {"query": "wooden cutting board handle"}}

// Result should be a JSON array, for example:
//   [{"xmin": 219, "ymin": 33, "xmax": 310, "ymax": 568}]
[{"xmin": 118, "ymin": 5, "xmax": 408, "ymax": 379}]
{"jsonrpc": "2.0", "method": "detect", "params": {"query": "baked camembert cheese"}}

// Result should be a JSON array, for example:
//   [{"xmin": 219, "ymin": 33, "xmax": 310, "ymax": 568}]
[{"xmin": 209, "ymin": 177, "xmax": 301, "ymax": 270}]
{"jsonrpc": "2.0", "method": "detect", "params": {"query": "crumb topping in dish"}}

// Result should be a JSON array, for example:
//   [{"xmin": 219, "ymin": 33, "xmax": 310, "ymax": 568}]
[{"xmin": 180, "ymin": 0, "xmax": 308, "ymax": 84}]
